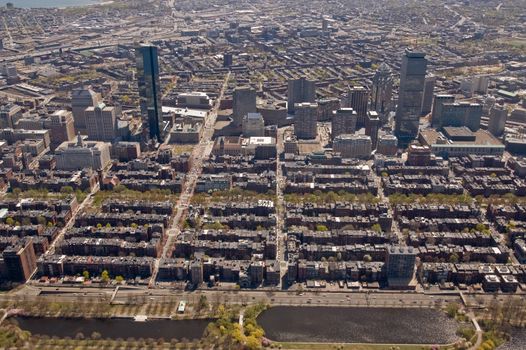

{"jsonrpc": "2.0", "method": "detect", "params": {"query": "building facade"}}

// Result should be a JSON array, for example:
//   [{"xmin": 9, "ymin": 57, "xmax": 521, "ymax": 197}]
[
  {"xmin": 333, "ymin": 134, "xmax": 372, "ymax": 159},
  {"xmin": 342, "ymin": 86, "xmax": 369, "ymax": 128},
  {"xmin": 232, "ymin": 86, "xmax": 257, "ymax": 128},
  {"xmin": 48, "ymin": 110, "xmax": 76, "ymax": 150},
  {"xmin": 136, "ymin": 44, "xmax": 164, "ymax": 142},
  {"xmin": 488, "ymin": 105, "xmax": 508, "ymax": 137},
  {"xmin": 431, "ymin": 94, "xmax": 455, "ymax": 128},
  {"xmin": 55, "ymin": 135, "xmax": 111, "ymax": 171},
  {"xmin": 370, "ymin": 63, "xmax": 393, "ymax": 123},
  {"xmin": 331, "ymin": 108, "xmax": 357, "ymax": 140},
  {"xmin": 242, "ymin": 112, "xmax": 265, "ymax": 137},
  {"xmin": 433, "ymin": 101, "xmax": 482, "ymax": 131},
  {"xmin": 71, "ymin": 88, "xmax": 101, "ymax": 134},
  {"xmin": 395, "ymin": 51, "xmax": 427, "ymax": 146},
  {"xmin": 421, "ymin": 75, "xmax": 436, "ymax": 116},
  {"xmin": 85, "ymin": 103, "xmax": 117, "ymax": 142},
  {"xmin": 365, "ymin": 111, "xmax": 380, "ymax": 150},
  {"xmin": 294, "ymin": 102, "xmax": 318, "ymax": 139},
  {"xmin": 287, "ymin": 78, "xmax": 316, "ymax": 114},
  {"xmin": 386, "ymin": 245, "xmax": 416, "ymax": 279}
]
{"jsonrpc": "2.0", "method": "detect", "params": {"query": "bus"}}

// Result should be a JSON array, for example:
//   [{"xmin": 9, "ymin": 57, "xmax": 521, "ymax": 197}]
[{"xmin": 177, "ymin": 300, "xmax": 186, "ymax": 314}]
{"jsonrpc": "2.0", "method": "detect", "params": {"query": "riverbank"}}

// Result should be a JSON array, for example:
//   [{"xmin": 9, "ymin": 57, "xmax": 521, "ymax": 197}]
[{"xmin": 0, "ymin": 294, "xmax": 523, "ymax": 350}]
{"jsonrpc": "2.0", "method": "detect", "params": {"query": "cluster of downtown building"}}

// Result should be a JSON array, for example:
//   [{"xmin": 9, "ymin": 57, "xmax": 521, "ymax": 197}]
[{"xmin": 0, "ymin": 2, "xmax": 526, "ymax": 292}]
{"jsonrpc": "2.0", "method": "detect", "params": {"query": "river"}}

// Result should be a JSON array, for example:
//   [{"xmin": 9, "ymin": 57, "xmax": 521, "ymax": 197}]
[
  {"xmin": 257, "ymin": 306, "xmax": 459, "ymax": 344},
  {"xmin": 498, "ymin": 328, "xmax": 526, "ymax": 350},
  {"xmin": 10, "ymin": 316, "xmax": 210, "ymax": 340}
]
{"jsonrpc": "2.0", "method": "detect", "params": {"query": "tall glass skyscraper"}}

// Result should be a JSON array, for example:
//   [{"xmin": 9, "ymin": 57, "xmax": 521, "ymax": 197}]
[
  {"xmin": 371, "ymin": 63, "xmax": 393, "ymax": 123},
  {"xmin": 395, "ymin": 50, "xmax": 427, "ymax": 147},
  {"xmin": 136, "ymin": 44, "xmax": 164, "ymax": 142}
]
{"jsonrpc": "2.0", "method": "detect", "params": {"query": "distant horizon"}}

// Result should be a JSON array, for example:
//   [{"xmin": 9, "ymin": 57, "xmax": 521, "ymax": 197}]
[{"xmin": 6, "ymin": 0, "xmax": 98, "ymax": 9}]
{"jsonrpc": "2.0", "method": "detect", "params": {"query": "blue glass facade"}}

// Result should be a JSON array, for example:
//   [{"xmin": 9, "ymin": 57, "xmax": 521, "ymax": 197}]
[{"xmin": 136, "ymin": 45, "xmax": 164, "ymax": 141}]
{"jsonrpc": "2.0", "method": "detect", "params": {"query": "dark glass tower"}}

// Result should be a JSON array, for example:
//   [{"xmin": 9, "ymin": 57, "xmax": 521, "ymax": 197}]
[
  {"xmin": 395, "ymin": 50, "xmax": 427, "ymax": 147},
  {"xmin": 136, "ymin": 44, "xmax": 164, "ymax": 142}
]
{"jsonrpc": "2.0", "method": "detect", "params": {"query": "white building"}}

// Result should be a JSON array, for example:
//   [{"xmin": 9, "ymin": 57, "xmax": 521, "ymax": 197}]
[
  {"xmin": 176, "ymin": 92, "xmax": 212, "ymax": 109},
  {"xmin": 55, "ymin": 134, "xmax": 111, "ymax": 170}
]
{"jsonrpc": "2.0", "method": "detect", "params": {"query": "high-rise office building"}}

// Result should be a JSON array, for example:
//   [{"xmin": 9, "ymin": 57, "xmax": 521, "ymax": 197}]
[
  {"xmin": 233, "ymin": 86, "xmax": 257, "ymax": 128},
  {"xmin": 342, "ymin": 86, "xmax": 369, "ymax": 128},
  {"xmin": 395, "ymin": 50, "xmax": 427, "ymax": 146},
  {"xmin": 223, "ymin": 53, "xmax": 233, "ymax": 67},
  {"xmin": 331, "ymin": 108, "xmax": 357, "ymax": 140},
  {"xmin": 190, "ymin": 260, "xmax": 204, "ymax": 285},
  {"xmin": 431, "ymin": 95, "xmax": 455, "ymax": 127},
  {"xmin": 370, "ymin": 63, "xmax": 393, "ymax": 123},
  {"xmin": 48, "ymin": 110, "xmax": 76, "ymax": 150},
  {"xmin": 136, "ymin": 44, "xmax": 164, "ymax": 142},
  {"xmin": 85, "ymin": 102, "xmax": 117, "ymax": 142},
  {"xmin": 71, "ymin": 87, "xmax": 101, "ymax": 135},
  {"xmin": 460, "ymin": 76, "xmax": 489, "ymax": 97},
  {"xmin": 0, "ymin": 103, "xmax": 22, "ymax": 129},
  {"xmin": 365, "ymin": 111, "xmax": 380, "ymax": 149},
  {"xmin": 288, "ymin": 77, "xmax": 316, "ymax": 114},
  {"xmin": 421, "ymin": 75, "xmax": 436, "ymax": 116},
  {"xmin": 386, "ymin": 245, "xmax": 416, "ymax": 279},
  {"xmin": 242, "ymin": 112, "xmax": 265, "ymax": 137},
  {"xmin": 432, "ymin": 94, "xmax": 482, "ymax": 131},
  {"xmin": 488, "ymin": 105, "xmax": 508, "ymax": 137},
  {"xmin": 2, "ymin": 238, "xmax": 37, "ymax": 282},
  {"xmin": 294, "ymin": 102, "xmax": 318, "ymax": 139},
  {"xmin": 440, "ymin": 102, "xmax": 482, "ymax": 131},
  {"xmin": 318, "ymin": 98, "xmax": 340, "ymax": 121}
]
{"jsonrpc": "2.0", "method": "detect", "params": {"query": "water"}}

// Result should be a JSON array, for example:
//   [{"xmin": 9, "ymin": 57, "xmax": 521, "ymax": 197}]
[
  {"xmin": 10, "ymin": 316, "xmax": 210, "ymax": 340},
  {"xmin": 258, "ymin": 306, "xmax": 459, "ymax": 344},
  {"xmin": 7, "ymin": 0, "xmax": 99, "ymax": 8},
  {"xmin": 498, "ymin": 328, "xmax": 526, "ymax": 350}
]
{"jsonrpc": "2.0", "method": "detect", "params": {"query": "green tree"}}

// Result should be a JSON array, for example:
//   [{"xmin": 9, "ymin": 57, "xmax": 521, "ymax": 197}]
[
  {"xmin": 316, "ymin": 224, "xmax": 328, "ymax": 232},
  {"xmin": 115, "ymin": 275, "xmax": 124, "ymax": 283},
  {"xmin": 245, "ymin": 335, "xmax": 260, "ymax": 350},
  {"xmin": 11, "ymin": 188, "xmax": 21, "ymax": 198},
  {"xmin": 82, "ymin": 270, "xmax": 90, "ymax": 280},
  {"xmin": 101, "ymin": 270, "xmax": 110, "ymax": 283},
  {"xmin": 197, "ymin": 295, "xmax": 209, "ymax": 313},
  {"xmin": 5, "ymin": 217, "xmax": 14, "ymax": 226},
  {"xmin": 60, "ymin": 186, "xmax": 74, "ymax": 194},
  {"xmin": 37, "ymin": 216, "xmax": 47, "ymax": 225},
  {"xmin": 363, "ymin": 254, "xmax": 372, "ymax": 262},
  {"xmin": 371, "ymin": 223, "xmax": 382, "ymax": 233},
  {"xmin": 446, "ymin": 302, "xmax": 459, "ymax": 318}
]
